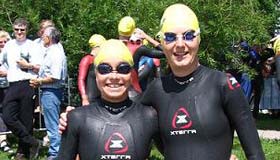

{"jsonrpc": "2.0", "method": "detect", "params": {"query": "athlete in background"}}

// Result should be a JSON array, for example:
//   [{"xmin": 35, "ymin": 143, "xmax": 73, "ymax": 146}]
[
  {"xmin": 271, "ymin": 35, "xmax": 280, "ymax": 87},
  {"xmin": 78, "ymin": 34, "xmax": 105, "ymax": 105}
]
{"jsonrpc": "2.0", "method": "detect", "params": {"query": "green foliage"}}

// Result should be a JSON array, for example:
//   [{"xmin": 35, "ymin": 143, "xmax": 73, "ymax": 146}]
[
  {"xmin": 0, "ymin": 0, "xmax": 278, "ymax": 104},
  {"xmin": 256, "ymin": 114, "xmax": 280, "ymax": 131},
  {"xmin": 232, "ymin": 138, "xmax": 280, "ymax": 160}
]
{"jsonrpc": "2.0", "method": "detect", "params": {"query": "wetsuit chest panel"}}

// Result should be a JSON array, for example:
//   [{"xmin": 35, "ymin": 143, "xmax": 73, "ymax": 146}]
[
  {"xmin": 96, "ymin": 122, "xmax": 136, "ymax": 160},
  {"xmin": 149, "ymin": 67, "xmax": 233, "ymax": 159},
  {"xmin": 77, "ymin": 104, "xmax": 156, "ymax": 160}
]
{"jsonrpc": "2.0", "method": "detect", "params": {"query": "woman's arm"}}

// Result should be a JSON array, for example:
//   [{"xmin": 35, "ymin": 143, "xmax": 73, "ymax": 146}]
[
  {"xmin": 222, "ymin": 74, "xmax": 265, "ymax": 159},
  {"xmin": 133, "ymin": 46, "xmax": 165, "ymax": 71}
]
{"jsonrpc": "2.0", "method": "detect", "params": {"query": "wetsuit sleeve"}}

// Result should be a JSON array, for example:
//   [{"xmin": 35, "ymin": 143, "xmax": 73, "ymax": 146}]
[
  {"xmin": 143, "ymin": 105, "xmax": 163, "ymax": 154},
  {"xmin": 78, "ymin": 55, "xmax": 93, "ymax": 97},
  {"xmin": 58, "ymin": 110, "xmax": 81, "ymax": 160},
  {"xmin": 140, "ymin": 79, "xmax": 158, "ymax": 106},
  {"xmin": 138, "ymin": 59, "xmax": 154, "ymax": 81},
  {"xmin": 138, "ymin": 64, "xmax": 152, "ymax": 81},
  {"xmin": 222, "ymin": 74, "xmax": 265, "ymax": 160},
  {"xmin": 133, "ymin": 46, "xmax": 165, "ymax": 70},
  {"xmin": 155, "ymin": 44, "xmax": 163, "ymax": 51}
]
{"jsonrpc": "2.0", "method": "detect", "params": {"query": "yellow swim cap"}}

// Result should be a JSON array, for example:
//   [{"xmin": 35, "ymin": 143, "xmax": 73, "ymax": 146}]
[
  {"xmin": 118, "ymin": 16, "xmax": 136, "ymax": 37},
  {"xmin": 273, "ymin": 37, "xmax": 280, "ymax": 55},
  {"xmin": 88, "ymin": 34, "xmax": 106, "ymax": 48},
  {"xmin": 160, "ymin": 4, "xmax": 199, "ymax": 33},
  {"xmin": 94, "ymin": 39, "xmax": 134, "ymax": 66}
]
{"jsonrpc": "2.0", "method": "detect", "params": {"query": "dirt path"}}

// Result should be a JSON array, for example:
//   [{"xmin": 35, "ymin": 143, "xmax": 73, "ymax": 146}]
[{"xmin": 257, "ymin": 130, "xmax": 280, "ymax": 140}]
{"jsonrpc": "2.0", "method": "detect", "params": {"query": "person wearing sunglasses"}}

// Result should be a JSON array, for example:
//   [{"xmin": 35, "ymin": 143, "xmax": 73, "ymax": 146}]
[
  {"xmin": 78, "ymin": 34, "xmax": 106, "ymax": 106},
  {"xmin": 0, "ymin": 18, "xmax": 42, "ymax": 159},
  {"xmin": 58, "ymin": 39, "xmax": 160, "ymax": 160},
  {"xmin": 139, "ymin": 3, "xmax": 264, "ymax": 160}
]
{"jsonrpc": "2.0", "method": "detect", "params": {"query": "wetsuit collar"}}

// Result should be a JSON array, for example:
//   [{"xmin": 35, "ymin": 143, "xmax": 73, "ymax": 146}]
[
  {"xmin": 173, "ymin": 65, "xmax": 203, "ymax": 85},
  {"xmin": 100, "ymin": 98, "xmax": 132, "ymax": 114}
]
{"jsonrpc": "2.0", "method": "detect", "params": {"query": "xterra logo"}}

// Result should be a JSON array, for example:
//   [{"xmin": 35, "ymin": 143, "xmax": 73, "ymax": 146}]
[
  {"xmin": 170, "ymin": 107, "xmax": 196, "ymax": 136},
  {"xmin": 101, "ymin": 132, "xmax": 131, "ymax": 160},
  {"xmin": 226, "ymin": 73, "xmax": 240, "ymax": 90}
]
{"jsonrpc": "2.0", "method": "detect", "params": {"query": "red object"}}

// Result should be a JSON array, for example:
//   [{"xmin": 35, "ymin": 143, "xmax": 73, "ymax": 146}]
[
  {"xmin": 78, "ymin": 54, "xmax": 94, "ymax": 97},
  {"xmin": 126, "ymin": 41, "xmax": 142, "ymax": 93},
  {"xmin": 153, "ymin": 58, "xmax": 161, "ymax": 67}
]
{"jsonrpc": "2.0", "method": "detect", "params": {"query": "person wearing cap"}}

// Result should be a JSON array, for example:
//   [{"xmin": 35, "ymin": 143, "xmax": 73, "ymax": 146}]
[
  {"xmin": 259, "ymin": 36, "xmax": 280, "ymax": 118},
  {"xmin": 118, "ymin": 16, "xmax": 136, "ymax": 42},
  {"xmin": 78, "ymin": 34, "xmax": 106, "ymax": 106},
  {"xmin": 117, "ymin": 16, "xmax": 142, "ymax": 99},
  {"xmin": 139, "ymin": 3, "xmax": 265, "ymax": 160},
  {"xmin": 58, "ymin": 39, "xmax": 160, "ymax": 160},
  {"xmin": 272, "ymin": 35, "xmax": 280, "ymax": 87},
  {"xmin": 118, "ymin": 16, "xmax": 164, "ymax": 92},
  {"xmin": 118, "ymin": 16, "xmax": 163, "ymax": 54}
]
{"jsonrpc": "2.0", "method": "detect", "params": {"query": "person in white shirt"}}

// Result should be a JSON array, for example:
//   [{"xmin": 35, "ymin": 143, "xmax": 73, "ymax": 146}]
[
  {"xmin": 30, "ymin": 26, "xmax": 67, "ymax": 160},
  {"xmin": 0, "ymin": 18, "xmax": 42, "ymax": 159}
]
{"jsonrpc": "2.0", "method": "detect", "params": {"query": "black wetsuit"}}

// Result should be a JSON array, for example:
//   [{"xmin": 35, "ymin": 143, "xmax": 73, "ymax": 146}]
[
  {"xmin": 141, "ymin": 65, "xmax": 265, "ymax": 160},
  {"xmin": 133, "ymin": 45, "xmax": 165, "ymax": 71},
  {"xmin": 58, "ymin": 98, "xmax": 159, "ymax": 160}
]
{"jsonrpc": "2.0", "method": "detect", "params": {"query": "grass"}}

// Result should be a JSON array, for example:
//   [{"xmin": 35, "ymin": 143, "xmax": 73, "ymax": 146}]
[
  {"xmin": 147, "ymin": 113, "xmax": 280, "ymax": 160},
  {"xmin": 0, "ymin": 113, "xmax": 279, "ymax": 160},
  {"xmin": 232, "ymin": 138, "xmax": 280, "ymax": 160},
  {"xmin": 148, "ymin": 138, "xmax": 280, "ymax": 160},
  {"xmin": 256, "ymin": 114, "xmax": 280, "ymax": 131}
]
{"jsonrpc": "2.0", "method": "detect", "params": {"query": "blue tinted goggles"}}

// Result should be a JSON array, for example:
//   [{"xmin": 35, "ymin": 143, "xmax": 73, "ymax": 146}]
[{"xmin": 163, "ymin": 30, "xmax": 200, "ymax": 43}]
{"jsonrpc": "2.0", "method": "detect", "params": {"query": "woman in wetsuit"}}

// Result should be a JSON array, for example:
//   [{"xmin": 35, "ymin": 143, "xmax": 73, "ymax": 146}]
[
  {"xmin": 58, "ymin": 39, "xmax": 159, "ymax": 160},
  {"xmin": 140, "ymin": 3, "xmax": 264, "ymax": 160},
  {"xmin": 77, "ymin": 34, "xmax": 105, "ymax": 105}
]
